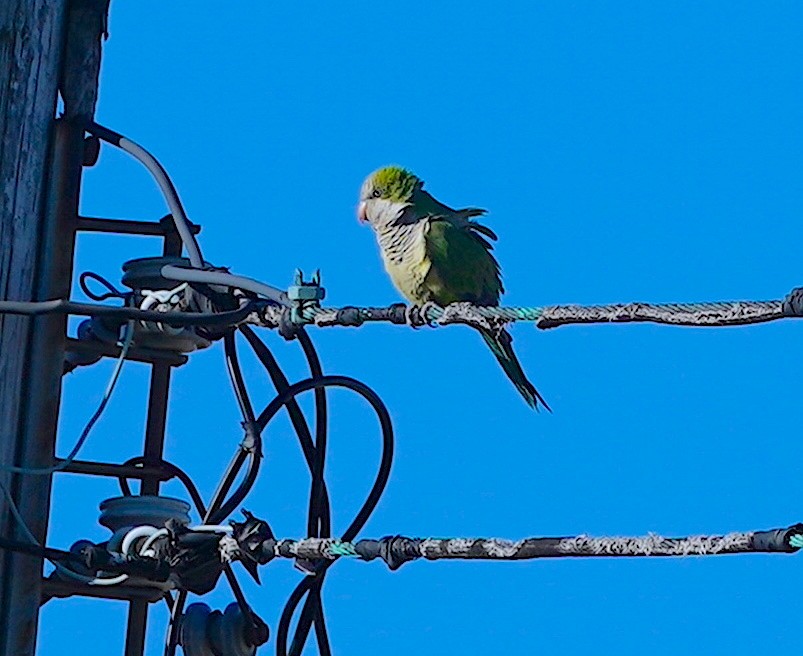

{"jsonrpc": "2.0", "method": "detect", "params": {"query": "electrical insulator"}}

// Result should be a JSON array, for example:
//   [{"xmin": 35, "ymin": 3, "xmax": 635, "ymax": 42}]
[
  {"xmin": 99, "ymin": 495, "xmax": 191, "ymax": 552},
  {"xmin": 78, "ymin": 256, "xmax": 213, "ymax": 354},
  {"xmin": 180, "ymin": 602, "xmax": 266, "ymax": 656}
]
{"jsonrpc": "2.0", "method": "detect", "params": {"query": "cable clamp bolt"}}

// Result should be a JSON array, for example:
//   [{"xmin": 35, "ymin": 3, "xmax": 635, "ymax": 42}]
[{"xmin": 287, "ymin": 269, "xmax": 325, "ymax": 325}]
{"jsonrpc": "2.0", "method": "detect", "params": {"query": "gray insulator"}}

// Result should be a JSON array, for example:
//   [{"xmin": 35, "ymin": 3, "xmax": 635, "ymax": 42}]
[
  {"xmin": 99, "ymin": 495, "xmax": 191, "ymax": 533},
  {"xmin": 85, "ymin": 314, "xmax": 211, "ymax": 354},
  {"xmin": 180, "ymin": 602, "xmax": 256, "ymax": 656},
  {"xmin": 180, "ymin": 603, "xmax": 216, "ymax": 656},
  {"xmin": 122, "ymin": 256, "xmax": 197, "ymax": 291},
  {"xmin": 220, "ymin": 603, "xmax": 256, "ymax": 656},
  {"xmin": 100, "ymin": 495, "xmax": 191, "ymax": 552},
  {"xmin": 127, "ymin": 322, "xmax": 211, "ymax": 354}
]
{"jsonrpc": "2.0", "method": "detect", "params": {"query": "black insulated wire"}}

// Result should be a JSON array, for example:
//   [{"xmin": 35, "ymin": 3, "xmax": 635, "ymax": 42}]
[
  {"xmin": 158, "ymin": 324, "xmax": 392, "ymax": 656},
  {"xmin": 297, "ymin": 329, "xmax": 329, "ymax": 540},
  {"xmin": 288, "ymin": 575, "xmax": 331, "ymax": 656},
  {"xmin": 117, "ymin": 456, "xmax": 208, "ymax": 519},
  {"xmin": 254, "ymin": 375, "xmax": 394, "ymax": 543},
  {"xmin": 204, "ymin": 332, "xmax": 261, "ymax": 525},
  {"xmin": 224, "ymin": 330, "xmax": 256, "ymax": 423},
  {"xmin": 276, "ymin": 578, "xmax": 313, "ymax": 656},
  {"xmin": 205, "ymin": 448, "xmax": 259, "ymax": 526},
  {"xmin": 239, "ymin": 326, "xmax": 335, "ymax": 654},
  {"xmin": 239, "ymin": 326, "xmax": 332, "ymax": 529},
  {"xmin": 164, "ymin": 589, "xmax": 187, "ymax": 656},
  {"xmin": 0, "ymin": 297, "xmax": 263, "ymax": 327},
  {"xmin": 0, "ymin": 535, "xmax": 81, "ymax": 564},
  {"xmin": 165, "ymin": 331, "xmax": 262, "ymax": 656},
  {"xmin": 239, "ymin": 327, "xmax": 319, "ymax": 464},
  {"xmin": 79, "ymin": 271, "xmax": 128, "ymax": 301},
  {"xmin": 262, "ymin": 375, "xmax": 394, "ymax": 656},
  {"xmin": 84, "ymin": 121, "xmax": 204, "ymax": 267},
  {"xmin": 289, "ymin": 329, "xmax": 331, "ymax": 655}
]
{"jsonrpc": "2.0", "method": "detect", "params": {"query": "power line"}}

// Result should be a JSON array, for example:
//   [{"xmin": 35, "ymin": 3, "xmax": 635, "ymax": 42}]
[
  {"xmin": 252, "ymin": 294, "xmax": 802, "ymax": 331},
  {"xmin": 2, "ymin": 115, "xmax": 798, "ymax": 656},
  {"xmin": 249, "ymin": 526, "xmax": 803, "ymax": 565}
]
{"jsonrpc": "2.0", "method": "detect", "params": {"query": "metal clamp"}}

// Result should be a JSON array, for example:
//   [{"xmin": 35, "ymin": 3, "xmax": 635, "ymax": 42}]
[{"xmin": 287, "ymin": 269, "xmax": 325, "ymax": 325}]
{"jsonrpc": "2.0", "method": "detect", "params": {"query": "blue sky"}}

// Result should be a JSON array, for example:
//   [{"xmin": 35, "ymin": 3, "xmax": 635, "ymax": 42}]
[{"xmin": 39, "ymin": 2, "xmax": 803, "ymax": 654}]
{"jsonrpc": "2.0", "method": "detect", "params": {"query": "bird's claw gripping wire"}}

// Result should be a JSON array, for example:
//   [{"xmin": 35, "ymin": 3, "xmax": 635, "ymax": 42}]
[{"xmin": 404, "ymin": 302, "xmax": 441, "ymax": 328}]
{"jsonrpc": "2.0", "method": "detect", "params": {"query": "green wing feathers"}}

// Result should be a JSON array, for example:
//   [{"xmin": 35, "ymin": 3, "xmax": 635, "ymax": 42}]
[
  {"xmin": 480, "ymin": 329, "xmax": 551, "ymax": 411},
  {"xmin": 423, "ymin": 215, "xmax": 549, "ymax": 410},
  {"xmin": 366, "ymin": 172, "xmax": 546, "ymax": 409},
  {"xmin": 423, "ymin": 218, "xmax": 502, "ymax": 305}
]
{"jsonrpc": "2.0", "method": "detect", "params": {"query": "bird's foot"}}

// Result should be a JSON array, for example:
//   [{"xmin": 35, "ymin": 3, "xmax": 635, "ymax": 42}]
[
  {"xmin": 404, "ymin": 303, "xmax": 440, "ymax": 328},
  {"xmin": 404, "ymin": 304, "xmax": 423, "ymax": 328},
  {"xmin": 419, "ymin": 302, "xmax": 441, "ymax": 327}
]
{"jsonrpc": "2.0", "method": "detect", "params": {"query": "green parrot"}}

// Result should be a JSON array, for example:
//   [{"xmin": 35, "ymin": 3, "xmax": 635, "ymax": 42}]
[{"xmin": 357, "ymin": 165, "xmax": 549, "ymax": 411}]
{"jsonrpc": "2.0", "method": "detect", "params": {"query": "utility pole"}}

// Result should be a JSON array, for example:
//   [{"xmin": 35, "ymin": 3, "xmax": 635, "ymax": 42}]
[{"xmin": 0, "ymin": 1, "xmax": 109, "ymax": 654}]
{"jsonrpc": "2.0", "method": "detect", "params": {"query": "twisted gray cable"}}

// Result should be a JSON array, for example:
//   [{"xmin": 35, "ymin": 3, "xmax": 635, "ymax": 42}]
[
  {"xmin": 240, "ymin": 524, "xmax": 802, "ymax": 571},
  {"xmin": 246, "ymin": 288, "xmax": 803, "ymax": 333}
]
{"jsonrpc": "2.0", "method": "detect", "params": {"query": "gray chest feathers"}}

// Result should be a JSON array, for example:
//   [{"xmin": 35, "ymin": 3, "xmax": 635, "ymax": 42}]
[
  {"xmin": 376, "ymin": 221, "xmax": 427, "ymax": 266},
  {"xmin": 374, "ymin": 220, "xmax": 432, "ymax": 303}
]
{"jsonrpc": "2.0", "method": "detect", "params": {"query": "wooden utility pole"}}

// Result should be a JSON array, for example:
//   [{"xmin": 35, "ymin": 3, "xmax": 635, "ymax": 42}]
[{"xmin": 0, "ymin": 1, "xmax": 109, "ymax": 653}]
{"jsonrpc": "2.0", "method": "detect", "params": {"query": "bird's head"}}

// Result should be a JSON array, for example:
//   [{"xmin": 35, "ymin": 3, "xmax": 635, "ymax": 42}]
[{"xmin": 357, "ymin": 166, "xmax": 423, "ymax": 227}]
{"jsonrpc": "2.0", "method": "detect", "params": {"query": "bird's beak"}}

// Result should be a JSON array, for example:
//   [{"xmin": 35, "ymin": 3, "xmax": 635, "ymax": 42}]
[{"xmin": 357, "ymin": 201, "xmax": 368, "ymax": 224}]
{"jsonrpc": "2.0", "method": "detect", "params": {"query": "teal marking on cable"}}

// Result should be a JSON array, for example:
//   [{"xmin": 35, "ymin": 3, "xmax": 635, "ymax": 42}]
[{"xmin": 329, "ymin": 540, "xmax": 358, "ymax": 557}]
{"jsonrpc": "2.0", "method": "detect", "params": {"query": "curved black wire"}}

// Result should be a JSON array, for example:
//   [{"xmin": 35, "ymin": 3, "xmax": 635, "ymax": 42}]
[
  {"xmin": 0, "ymin": 534, "xmax": 81, "ymax": 564},
  {"xmin": 312, "ymin": 596, "xmax": 331, "ymax": 656},
  {"xmin": 235, "ymin": 328, "xmax": 336, "ymax": 655},
  {"xmin": 255, "ymin": 375, "xmax": 394, "ymax": 542},
  {"xmin": 205, "ymin": 448, "xmax": 260, "ymax": 525},
  {"xmin": 200, "ymin": 330, "xmax": 262, "ymax": 525},
  {"xmin": 239, "ymin": 328, "xmax": 330, "ymax": 507},
  {"xmin": 161, "ymin": 327, "xmax": 393, "ymax": 656},
  {"xmin": 164, "ymin": 587, "xmax": 187, "ymax": 656},
  {"xmin": 287, "ymin": 574, "xmax": 331, "ymax": 656},
  {"xmin": 223, "ymin": 330, "xmax": 256, "ymax": 422},
  {"xmin": 167, "ymin": 342, "xmax": 260, "ymax": 656},
  {"xmin": 239, "ymin": 326, "xmax": 334, "ymax": 654},
  {"xmin": 117, "ymin": 456, "xmax": 208, "ymax": 518},
  {"xmin": 165, "ymin": 329, "xmax": 263, "ymax": 656},
  {"xmin": 266, "ymin": 375, "xmax": 395, "ymax": 656},
  {"xmin": 297, "ymin": 330, "xmax": 330, "ymax": 540},
  {"xmin": 289, "ymin": 329, "xmax": 331, "ymax": 656},
  {"xmin": 79, "ymin": 270, "xmax": 128, "ymax": 302},
  {"xmin": 276, "ymin": 578, "xmax": 314, "ymax": 656}
]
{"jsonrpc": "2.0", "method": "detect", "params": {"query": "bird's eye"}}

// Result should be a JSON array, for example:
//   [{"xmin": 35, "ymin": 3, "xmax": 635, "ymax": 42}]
[{"xmin": 371, "ymin": 189, "xmax": 381, "ymax": 198}]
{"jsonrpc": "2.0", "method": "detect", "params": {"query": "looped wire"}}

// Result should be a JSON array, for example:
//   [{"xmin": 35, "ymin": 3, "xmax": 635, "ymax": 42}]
[{"xmin": 79, "ymin": 270, "xmax": 128, "ymax": 301}]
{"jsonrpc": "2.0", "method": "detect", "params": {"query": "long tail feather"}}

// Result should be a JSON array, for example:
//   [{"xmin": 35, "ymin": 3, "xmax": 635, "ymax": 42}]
[{"xmin": 479, "ymin": 328, "xmax": 551, "ymax": 411}]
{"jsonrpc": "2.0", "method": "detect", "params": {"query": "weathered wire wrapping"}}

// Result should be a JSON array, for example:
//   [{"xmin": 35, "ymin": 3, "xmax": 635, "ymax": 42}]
[
  {"xmin": 247, "ymin": 525, "xmax": 802, "ymax": 571},
  {"xmin": 247, "ymin": 288, "xmax": 803, "ymax": 333}
]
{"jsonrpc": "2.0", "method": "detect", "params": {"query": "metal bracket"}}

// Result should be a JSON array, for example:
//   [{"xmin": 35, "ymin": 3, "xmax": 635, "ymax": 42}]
[{"xmin": 287, "ymin": 269, "xmax": 325, "ymax": 324}]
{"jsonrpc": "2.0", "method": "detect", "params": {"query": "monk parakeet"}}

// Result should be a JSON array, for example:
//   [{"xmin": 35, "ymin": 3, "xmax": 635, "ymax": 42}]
[{"xmin": 357, "ymin": 166, "xmax": 549, "ymax": 411}]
